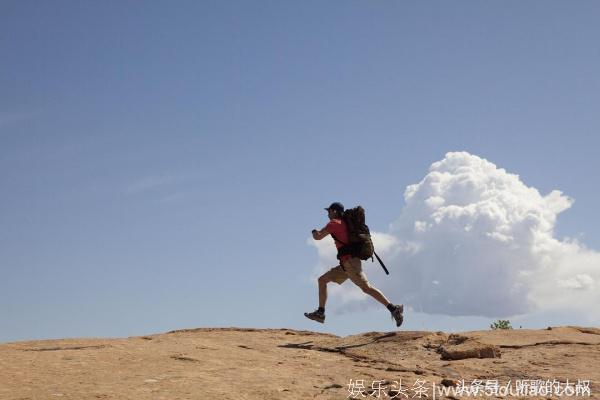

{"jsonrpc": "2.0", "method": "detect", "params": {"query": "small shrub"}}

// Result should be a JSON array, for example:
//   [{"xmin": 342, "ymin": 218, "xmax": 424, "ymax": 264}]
[{"xmin": 490, "ymin": 319, "xmax": 513, "ymax": 330}]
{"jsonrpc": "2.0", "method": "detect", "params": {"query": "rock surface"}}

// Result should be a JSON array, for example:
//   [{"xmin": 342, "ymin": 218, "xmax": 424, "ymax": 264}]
[
  {"xmin": 0, "ymin": 326, "xmax": 598, "ymax": 399},
  {"xmin": 437, "ymin": 333, "xmax": 502, "ymax": 360}
]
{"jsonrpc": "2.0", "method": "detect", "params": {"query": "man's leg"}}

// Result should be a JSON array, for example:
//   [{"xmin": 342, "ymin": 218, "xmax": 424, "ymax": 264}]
[
  {"xmin": 360, "ymin": 284, "xmax": 390, "ymax": 307},
  {"xmin": 305, "ymin": 265, "xmax": 346, "ymax": 323},
  {"xmin": 359, "ymin": 282, "xmax": 404, "ymax": 327},
  {"xmin": 343, "ymin": 258, "xmax": 390, "ymax": 305},
  {"xmin": 317, "ymin": 265, "xmax": 346, "ymax": 308},
  {"xmin": 344, "ymin": 258, "xmax": 404, "ymax": 326},
  {"xmin": 318, "ymin": 274, "xmax": 330, "ymax": 309}
]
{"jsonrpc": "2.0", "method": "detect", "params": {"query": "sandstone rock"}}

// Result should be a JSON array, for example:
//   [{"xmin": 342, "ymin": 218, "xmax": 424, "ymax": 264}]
[
  {"xmin": 1, "ymin": 326, "xmax": 599, "ymax": 399},
  {"xmin": 438, "ymin": 335, "xmax": 501, "ymax": 360}
]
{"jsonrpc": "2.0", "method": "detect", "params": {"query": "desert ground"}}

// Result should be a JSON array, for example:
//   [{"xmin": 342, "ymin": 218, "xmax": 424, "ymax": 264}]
[{"xmin": 1, "ymin": 326, "xmax": 598, "ymax": 399}]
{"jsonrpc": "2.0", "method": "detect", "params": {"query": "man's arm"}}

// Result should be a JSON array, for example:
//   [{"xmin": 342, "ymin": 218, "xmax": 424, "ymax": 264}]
[{"xmin": 312, "ymin": 226, "xmax": 330, "ymax": 240}]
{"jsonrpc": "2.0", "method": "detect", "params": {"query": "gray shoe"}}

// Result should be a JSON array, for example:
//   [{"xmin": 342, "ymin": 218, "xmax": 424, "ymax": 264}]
[
  {"xmin": 391, "ymin": 304, "xmax": 404, "ymax": 327},
  {"xmin": 304, "ymin": 309, "xmax": 325, "ymax": 323}
]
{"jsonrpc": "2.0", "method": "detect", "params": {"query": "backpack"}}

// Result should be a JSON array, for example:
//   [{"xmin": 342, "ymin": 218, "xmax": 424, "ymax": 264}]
[
  {"xmin": 341, "ymin": 206, "xmax": 374, "ymax": 261},
  {"xmin": 332, "ymin": 206, "xmax": 390, "ymax": 275}
]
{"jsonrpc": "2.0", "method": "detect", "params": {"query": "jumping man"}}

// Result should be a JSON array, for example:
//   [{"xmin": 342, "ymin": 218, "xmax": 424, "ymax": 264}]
[{"xmin": 304, "ymin": 202, "xmax": 404, "ymax": 327}]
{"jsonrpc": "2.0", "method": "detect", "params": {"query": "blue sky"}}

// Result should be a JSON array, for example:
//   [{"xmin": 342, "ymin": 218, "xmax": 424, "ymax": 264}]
[{"xmin": 1, "ymin": 1, "xmax": 599, "ymax": 343}]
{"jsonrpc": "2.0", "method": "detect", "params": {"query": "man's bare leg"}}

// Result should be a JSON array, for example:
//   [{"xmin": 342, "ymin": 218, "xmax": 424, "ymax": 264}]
[
  {"xmin": 318, "ymin": 275, "xmax": 329, "ymax": 308},
  {"xmin": 304, "ymin": 274, "xmax": 330, "ymax": 323},
  {"xmin": 361, "ymin": 285, "xmax": 390, "ymax": 307},
  {"xmin": 360, "ymin": 283, "xmax": 404, "ymax": 327}
]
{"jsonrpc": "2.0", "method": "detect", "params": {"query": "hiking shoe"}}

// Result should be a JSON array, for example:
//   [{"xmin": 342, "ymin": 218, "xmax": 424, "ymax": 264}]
[
  {"xmin": 304, "ymin": 309, "xmax": 325, "ymax": 323},
  {"xmin": 391, "ymin": 304, "xmax": 404, "ymax": 327}
]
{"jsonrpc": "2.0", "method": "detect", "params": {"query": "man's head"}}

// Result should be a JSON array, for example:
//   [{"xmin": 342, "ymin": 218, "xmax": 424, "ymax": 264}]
[{"xmin": 325, "ymin": 202, "xmax": 344, "ymax": 219}]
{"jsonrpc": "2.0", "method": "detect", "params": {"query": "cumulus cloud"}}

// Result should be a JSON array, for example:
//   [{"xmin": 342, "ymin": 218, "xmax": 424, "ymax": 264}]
[{"xmin": 311, "ymin": 151, "xmax": 600, "ymax": 321}]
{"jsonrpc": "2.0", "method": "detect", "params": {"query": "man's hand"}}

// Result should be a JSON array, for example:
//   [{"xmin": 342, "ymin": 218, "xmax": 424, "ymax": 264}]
[{"xmin": 312, "ymin": 227, "xmax": 329, "ymax": 240}]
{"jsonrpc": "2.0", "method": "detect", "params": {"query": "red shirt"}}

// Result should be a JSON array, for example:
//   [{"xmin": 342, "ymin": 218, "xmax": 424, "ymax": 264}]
[{"xmin": 326, "ymin": 219, "xmax": 351, "ymax": 262}]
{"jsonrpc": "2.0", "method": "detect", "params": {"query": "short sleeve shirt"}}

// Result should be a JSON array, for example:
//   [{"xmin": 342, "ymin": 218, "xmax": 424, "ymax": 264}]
[{"xmin": 325, "ymin": 219, "xmax": 351, "ymax": 262}]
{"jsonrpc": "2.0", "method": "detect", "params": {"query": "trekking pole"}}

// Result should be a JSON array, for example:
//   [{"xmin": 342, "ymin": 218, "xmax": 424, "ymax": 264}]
[{"xmin": 373, "ymin": 251, "xmax": 389, "ymax": 275}]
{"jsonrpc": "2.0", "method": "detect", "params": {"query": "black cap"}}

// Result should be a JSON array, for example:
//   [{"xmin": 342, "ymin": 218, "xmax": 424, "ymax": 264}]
[{"xmin": 325, "ymin": 202, "xmax": 344, "ymax": 214}]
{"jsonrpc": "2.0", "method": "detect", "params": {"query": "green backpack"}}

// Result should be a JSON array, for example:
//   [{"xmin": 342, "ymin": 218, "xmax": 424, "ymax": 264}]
[{"xmin": 332, "ymin": 206, "xmax": 389, "ymax": 275}]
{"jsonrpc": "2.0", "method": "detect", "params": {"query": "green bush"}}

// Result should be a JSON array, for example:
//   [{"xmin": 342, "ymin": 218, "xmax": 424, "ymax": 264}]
[{"xmin": 490, "ymin": 319, "xmax": 513, "ymax": 330}]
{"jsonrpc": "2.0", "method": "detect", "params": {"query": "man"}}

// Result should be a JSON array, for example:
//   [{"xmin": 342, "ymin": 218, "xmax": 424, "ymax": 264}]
[{"xmin": 304, "ymin": 202, "xmax": 404, "ymax": 327}]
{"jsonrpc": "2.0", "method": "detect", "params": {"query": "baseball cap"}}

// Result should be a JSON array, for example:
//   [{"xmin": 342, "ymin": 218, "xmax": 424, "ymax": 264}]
[{"xmin": 325, "ymin": 202, "xmax": 344, "ymax": 213}]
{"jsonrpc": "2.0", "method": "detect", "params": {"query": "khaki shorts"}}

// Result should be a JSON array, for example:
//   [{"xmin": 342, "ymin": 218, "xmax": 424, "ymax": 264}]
[{"xmin": 321, "ymin": 257, "xmax": 371, "ymax": 290}]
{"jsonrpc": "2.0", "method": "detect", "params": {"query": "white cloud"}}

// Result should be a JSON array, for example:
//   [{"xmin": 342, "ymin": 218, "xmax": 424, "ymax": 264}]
[{"xmin": 311, "ymin": 151, "xmax": 600, "ymax": 322}]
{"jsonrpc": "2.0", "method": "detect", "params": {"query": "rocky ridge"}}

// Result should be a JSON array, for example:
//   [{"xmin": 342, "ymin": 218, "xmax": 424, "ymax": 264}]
[{"xmin": 1, "ymin": 326, "xmax": 598, "ymax": 399}]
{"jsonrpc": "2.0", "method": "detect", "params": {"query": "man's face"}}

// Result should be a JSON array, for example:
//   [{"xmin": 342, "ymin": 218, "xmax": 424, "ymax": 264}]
[{"xmin": 327, "ymin": 209, "xmax": 337, "ymax": 220}]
